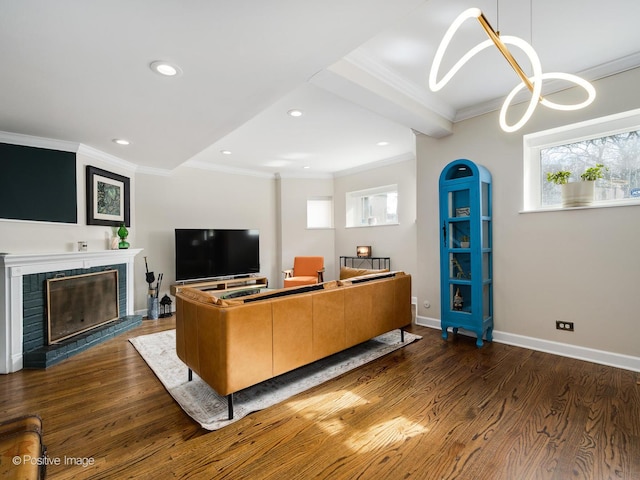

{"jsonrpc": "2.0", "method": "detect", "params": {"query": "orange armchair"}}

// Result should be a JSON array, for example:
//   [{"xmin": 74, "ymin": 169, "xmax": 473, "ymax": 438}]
[{"xmin": 283, "ymin": 256, "xmax": 325, "ymax": 287}]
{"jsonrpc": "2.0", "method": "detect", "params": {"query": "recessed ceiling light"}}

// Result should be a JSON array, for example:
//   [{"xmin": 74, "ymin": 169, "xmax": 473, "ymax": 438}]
[
  {"xmin": 287, "ymin": 109, "xmax": 303, "ymax": 117},
  {"xmin": 303, "ymin": 165, "xmax": 310, "ymax": 169},
  {"xmin": 150, "ymin": 61, "xmax": 183, "ymax": 77},
  {"xmin": 112, "ymin": 138, "xmax": 130, "ymax": 145},
  {"xmin": 377, "ymin": 141, "xmax": 390, "ymax": 146},
  {"xmin": 220, "ymin": 150, "xmax": 232, "ymax": 155}
]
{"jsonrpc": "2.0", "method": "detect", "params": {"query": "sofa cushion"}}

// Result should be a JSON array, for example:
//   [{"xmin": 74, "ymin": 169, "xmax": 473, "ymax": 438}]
[
  {"xmin": 284, "ymin": 276, "xmax": 318, "ymax": 287},
  {"xmin": 339, "ymin": 266, "xmax": 390, "ymax": 280},
  {"xmin": 178, "ymin": 287, "xmax": 244, "ymax": 306},
  {"xmin": 243, "ymin": 283, "xmax": 324, "ymax": 303},
  {"xmin": 242, "ymin": 280, "xmax": 337, "ymax": 304},
  {"xmin": 338, "ymin": 271, "xmax": 398, "ymax": 286}
]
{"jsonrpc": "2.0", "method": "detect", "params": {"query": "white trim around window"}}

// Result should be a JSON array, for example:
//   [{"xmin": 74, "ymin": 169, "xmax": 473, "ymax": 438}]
[{"xmin": 523, "ymin": 108, "xmax": 640, "ymax": 212}]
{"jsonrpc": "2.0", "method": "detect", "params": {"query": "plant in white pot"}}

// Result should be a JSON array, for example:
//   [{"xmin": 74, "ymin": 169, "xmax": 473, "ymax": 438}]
[{"xmin": 546, "ymin": 164, "xmax": 607, "ymax": 207}]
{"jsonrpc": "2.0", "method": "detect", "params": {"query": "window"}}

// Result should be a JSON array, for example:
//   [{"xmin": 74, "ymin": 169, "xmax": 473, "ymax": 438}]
[
  {"xmin": 346, "ymin": 185, "xmax": 398, "ymax": 227},
  {"xmin": 306, "ymin": 196, "xmax": 333, "ymax": 229},
  {"xmin": 524, "ymin": 108, "xmax": 640, "ymax": 210}
]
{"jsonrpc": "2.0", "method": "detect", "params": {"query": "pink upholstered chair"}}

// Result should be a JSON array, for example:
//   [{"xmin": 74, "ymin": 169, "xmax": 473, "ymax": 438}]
[{"xmin": 283, "ymin": 256, "xmax": 325, "ymax": 288}]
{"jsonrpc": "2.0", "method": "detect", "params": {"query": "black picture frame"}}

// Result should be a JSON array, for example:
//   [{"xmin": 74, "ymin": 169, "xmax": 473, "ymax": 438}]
[{"xmin": 86, "ymin": 166, "xmax": 130, "ymax": 226}]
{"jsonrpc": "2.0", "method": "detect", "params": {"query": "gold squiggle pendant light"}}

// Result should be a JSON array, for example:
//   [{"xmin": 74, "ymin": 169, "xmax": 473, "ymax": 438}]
[{"xmin": 429, "ymin": 8, "xmax": 595, "ymax": 132}]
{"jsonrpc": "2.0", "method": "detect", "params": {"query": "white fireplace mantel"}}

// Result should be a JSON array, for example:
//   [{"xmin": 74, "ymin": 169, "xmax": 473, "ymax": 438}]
[{"xmin": 0, "ymin": 248, "xmax": 143, "ymax": 374}]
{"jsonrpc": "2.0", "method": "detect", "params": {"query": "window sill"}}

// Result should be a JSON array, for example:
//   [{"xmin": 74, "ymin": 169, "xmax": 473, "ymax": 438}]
[
  {"xmin": 345, "ymin": 222, "xmax": 400, "ymax": 228},
  {"xmin": 520, "ymin": 199, "xmax": 640, "ymax": 214}
]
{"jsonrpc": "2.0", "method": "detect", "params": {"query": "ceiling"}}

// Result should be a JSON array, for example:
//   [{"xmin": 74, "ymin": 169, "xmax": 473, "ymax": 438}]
[{"xmin": 1, "ymin": 0, "xmax": 639, "ymax": 177}]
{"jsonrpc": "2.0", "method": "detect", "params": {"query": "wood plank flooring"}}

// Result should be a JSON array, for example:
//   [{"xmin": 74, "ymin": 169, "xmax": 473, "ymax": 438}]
[{"xmin": 1, "ymin": 317, "xmax": 638, "ymax": 479}]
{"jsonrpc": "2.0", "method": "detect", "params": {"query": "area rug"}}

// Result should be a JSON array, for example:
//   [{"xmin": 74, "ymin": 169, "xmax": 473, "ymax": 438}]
[{"xmin": 130, "ymin": 329, "xmax": 420, "ymax": 430}]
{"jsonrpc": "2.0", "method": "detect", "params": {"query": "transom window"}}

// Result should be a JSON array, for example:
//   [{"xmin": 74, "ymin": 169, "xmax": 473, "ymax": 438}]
[
  {"xmin": 346, "ymin": 185, "xmax": 398, "ymax": 228},
  {"xmin": 523, "ymin": 109, "xmax": 640, "ymax": 211}
]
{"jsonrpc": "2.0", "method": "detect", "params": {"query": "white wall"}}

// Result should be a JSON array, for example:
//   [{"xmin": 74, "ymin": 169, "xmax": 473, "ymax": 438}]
[
  {"xmin": 134, "ymin": 166, "xmax": 277, "ymax": 311},
  {"xmin": 333, "ymin": 158, "xmax": 418, "ymax": 290},
  {"xmin": 277, "ymin": 176, "xmax": 336, "ymax": 286},
  {"xmin": 416, "ymin": 67, "xmax": 640, "ymax": 358},
  {"xmin": 0, "ymin": 149, "xmax": 136, "ymax": 254}
]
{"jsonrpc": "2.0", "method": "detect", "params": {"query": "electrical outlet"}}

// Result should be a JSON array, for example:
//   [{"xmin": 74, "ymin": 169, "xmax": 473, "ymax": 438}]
[{"xmin": 556, "ymin": 321, "xmax": 574, "ymax": 331}]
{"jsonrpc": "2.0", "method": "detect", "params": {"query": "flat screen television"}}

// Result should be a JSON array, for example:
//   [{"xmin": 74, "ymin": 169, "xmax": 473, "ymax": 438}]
[{"xmin": 175, "ymin": 229, "xmax": 260, "ymax": 281}]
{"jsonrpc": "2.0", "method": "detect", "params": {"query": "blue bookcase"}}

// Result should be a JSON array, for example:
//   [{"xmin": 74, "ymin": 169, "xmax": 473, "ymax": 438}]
[{"xmin": 439, "ymin": 159, "xmax": 493, "ymax": 347}]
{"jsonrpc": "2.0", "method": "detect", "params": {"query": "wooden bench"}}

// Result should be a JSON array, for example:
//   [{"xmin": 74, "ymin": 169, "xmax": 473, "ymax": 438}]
[{"xmin": 0, "ymin": 414, "xmax": 46, "ymax": 479}]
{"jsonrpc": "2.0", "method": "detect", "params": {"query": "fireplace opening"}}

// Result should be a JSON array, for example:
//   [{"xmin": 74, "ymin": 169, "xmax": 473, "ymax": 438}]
[{"xmin": 46, "ymin": 270, "xmax": 119, "ymax": 344}]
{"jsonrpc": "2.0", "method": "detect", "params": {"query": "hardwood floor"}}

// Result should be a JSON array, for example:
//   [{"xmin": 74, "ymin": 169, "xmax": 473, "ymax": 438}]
[{"xmin": 2, "ymin": 317, "xmax": 638, "ymax": 479}]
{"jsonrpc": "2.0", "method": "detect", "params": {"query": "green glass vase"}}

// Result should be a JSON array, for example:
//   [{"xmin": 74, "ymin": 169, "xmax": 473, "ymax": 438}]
[{"xmin": 117, "ymin": 223, "xmax": 130, "ymax": 249}]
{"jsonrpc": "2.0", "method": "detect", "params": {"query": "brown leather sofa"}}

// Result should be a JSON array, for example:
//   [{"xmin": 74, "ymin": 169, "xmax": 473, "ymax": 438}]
[
  {"xmin": 175, "ymin": 271, "xmax": 412, "ymax": 419},
  {"xmin": 0, "ymin": 414, "xmax": 46, "ymax": 479}
]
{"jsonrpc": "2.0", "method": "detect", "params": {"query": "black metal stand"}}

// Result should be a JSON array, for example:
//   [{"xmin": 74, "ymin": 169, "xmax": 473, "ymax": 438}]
[{"xmin": 340, "ymin": 256, "xmax": 390, "ymax": 270}]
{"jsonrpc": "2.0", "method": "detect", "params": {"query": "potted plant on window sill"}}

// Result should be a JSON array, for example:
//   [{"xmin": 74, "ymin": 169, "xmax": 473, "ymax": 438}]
[{"xmin": 546, "ymin": 164, "xmax": 607, "ymax": 207}]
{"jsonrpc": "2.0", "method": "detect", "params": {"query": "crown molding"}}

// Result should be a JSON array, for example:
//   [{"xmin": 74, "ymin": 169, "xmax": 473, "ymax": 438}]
[
  {"xmin": 333, "ymin": 151, "xmax": 415, "ymax": 177},
  {"xmin": 135, "ymin": 165, "xmax": 174, "ymax": 177},
  {"xmin": 0, "ymin": 130, "xmax": 143, "ymax": 173},
  {"xmin": 582, "ymin": 51, "xmax": 640, "ymax": 83},
  {"xmin": 76, "ymin": 144, "xmax": 138, "ymax": 172},
  {"xmin": 344, "ymin": 49, "xmax": 455, "ymax": 120},
  {"xmin": 182, "ymin": 160, "xmax": 275, "ymax": 179},
  {"xmin": 0, "ymin": 131, "xmax": 79, "ymax": 152},
  {"xmin": 455, "ymin": 53, "xmax": 640, "ymax": 123},
  {"xmin": 276, "ymin": 171, "xmax": 333, "ymax": 180}
]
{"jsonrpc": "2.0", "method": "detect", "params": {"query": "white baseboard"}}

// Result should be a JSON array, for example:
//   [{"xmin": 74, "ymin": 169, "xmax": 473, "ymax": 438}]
[{"xmin": 416, "ymin": 316, "xmax": 640, "ymax": 373}]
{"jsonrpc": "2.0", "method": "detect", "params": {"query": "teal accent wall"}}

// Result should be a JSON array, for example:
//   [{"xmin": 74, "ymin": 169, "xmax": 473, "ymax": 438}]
[{"xmin": 0, "ymin": 142, "xmax": 77, "ymax": 223}]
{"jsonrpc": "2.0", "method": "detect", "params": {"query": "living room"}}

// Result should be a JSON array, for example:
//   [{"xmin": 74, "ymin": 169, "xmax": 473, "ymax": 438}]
[
  {"xmin": 1, "ymin": 1, "xmax": 639, "ymax": 478},
  {"xmin": 2, "ymin": 67, "xmax": 639, "ymax": 373}
]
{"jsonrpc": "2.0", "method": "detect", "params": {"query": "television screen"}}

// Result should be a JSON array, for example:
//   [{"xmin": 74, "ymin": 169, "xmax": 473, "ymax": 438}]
[{"xmin": 175, "ymin": 229, "xmax": 260, "ymax": 281}]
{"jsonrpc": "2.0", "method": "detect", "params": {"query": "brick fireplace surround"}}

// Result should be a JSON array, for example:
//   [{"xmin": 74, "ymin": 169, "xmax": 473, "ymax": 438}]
[{"xmin": 0, "ymin": 249, "xmax": 142, "ymax": 373}]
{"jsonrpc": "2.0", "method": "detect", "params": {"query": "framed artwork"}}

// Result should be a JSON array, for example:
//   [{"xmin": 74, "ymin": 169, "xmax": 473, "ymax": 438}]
[{"xmin": 86, "ymin": 166, "xmax": 130, "ymax": 226}]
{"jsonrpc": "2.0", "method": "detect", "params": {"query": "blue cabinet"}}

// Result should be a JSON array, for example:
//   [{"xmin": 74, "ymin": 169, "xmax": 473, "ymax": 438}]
[{"xmin": 439, "ymin": 159, "xmax": 493, "ymax": 347}]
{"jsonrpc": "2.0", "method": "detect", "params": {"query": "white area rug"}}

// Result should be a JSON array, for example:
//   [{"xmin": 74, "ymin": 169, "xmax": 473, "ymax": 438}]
[{"xmin": 130, "ymin": 329, "xmax": 420, "ymax": 430}]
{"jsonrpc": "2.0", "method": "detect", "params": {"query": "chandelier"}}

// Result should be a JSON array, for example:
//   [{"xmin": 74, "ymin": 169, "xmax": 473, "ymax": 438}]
[{"xmin": 428, "ymin": 8, "xmax": 595, "ymax": 132}]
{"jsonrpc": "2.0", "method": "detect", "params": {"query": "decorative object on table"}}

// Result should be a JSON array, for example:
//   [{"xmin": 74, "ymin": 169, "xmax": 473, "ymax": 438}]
[
  {"xmin": 546, "ymin": 163, "xmax": 608, "ymax": 207},
  {"xmin": 356, "ymin": 245, "xmax": 372, "ymax": 258},
  {"xmin": 160, "ymin": 294, "xmax": 173, "ymax": 318},
  {"xmin": 453, "ymin": 288, "xmax": 464, "ymax": 311},
  {"xmin": 77, "ymin": 241, "xmax": 88, "ymax": 252},
  {"xmin": 117, "ymin": 223, "xmax": 130, "ymax": 249},
  {"xmin": 110, "ymin": 234, "xmax": 119, "ymax": 250},
  {"xmin": 460, "ymin": 235, "xmax": 470, "ymax": 248},
  {"xmin": 85, "ymin": 165, "xmax": 130, "ymax": 227}
]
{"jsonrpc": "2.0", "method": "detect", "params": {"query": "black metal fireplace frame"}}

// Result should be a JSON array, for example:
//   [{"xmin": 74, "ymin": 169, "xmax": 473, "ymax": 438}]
[{"xmin": 45, "ymin": 269, "xmax": 120, "ymax": 344}]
